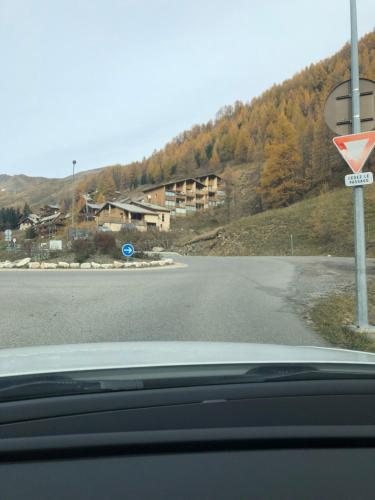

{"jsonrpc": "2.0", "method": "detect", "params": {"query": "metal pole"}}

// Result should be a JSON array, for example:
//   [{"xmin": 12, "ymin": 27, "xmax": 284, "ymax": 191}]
[
  {"xmin": 290, "ymin": 234, "xmax": 294, "ymax": 256},
  {"xmin": 72, "ymin": 160, "xmax": 76, "ymax": 231},
  {"xmin": 350, "ymin": 0, "xmax": 369, "ymax": 328}
]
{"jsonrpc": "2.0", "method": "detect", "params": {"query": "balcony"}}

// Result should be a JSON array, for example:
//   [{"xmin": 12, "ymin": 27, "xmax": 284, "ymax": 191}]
[{"xmin": 97, "ymin": 216, "xmax": 128, "ymax": 224}]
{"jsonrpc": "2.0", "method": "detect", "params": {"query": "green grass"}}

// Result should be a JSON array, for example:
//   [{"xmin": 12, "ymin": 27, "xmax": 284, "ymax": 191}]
[
  {"xmin": 183, "ymin": 183, "xmax": 375, "ymax": 257},
  {"xmin": 309, "ymin": 282, "xmax": 375, "ymax": 352}
]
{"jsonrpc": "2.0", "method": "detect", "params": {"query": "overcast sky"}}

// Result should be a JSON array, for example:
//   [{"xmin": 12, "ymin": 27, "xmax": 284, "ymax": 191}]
[{"xmin": 0, "ymin": 0, "xmax": 374, "ymax": 178}]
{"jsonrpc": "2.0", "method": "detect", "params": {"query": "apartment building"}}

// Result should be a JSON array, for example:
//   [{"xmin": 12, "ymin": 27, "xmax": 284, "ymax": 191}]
[{"xmin": 142, "ymin": 173, "xmax": 225, "ymax": 217}]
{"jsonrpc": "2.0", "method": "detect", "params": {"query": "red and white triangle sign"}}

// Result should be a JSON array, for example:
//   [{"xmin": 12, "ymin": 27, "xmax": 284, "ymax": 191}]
[{"xmin": 333, "ymin": 131, "xmax": 375, "ymax": 173}]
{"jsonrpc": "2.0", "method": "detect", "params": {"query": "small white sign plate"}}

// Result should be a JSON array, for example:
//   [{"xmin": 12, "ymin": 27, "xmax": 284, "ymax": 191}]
[
  {"xmin": 345, "ymin": 171, "xmax": 373, "ymax": 187},
  {"xmin": 49, "ymin": 240, "xmax": 63, "ymax": 250}
]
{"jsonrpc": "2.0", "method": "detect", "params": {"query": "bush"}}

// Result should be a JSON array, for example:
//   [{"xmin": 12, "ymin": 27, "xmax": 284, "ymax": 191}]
[
  {"xmin": 94, "ymin": 232, "xmax": 116, "ymax": 255},
  {"xmin": 72, "ymin": 239, "xmax": 94, "ymax": 263},
  {"xmin": 25, "ymin": 226, "xmax": 37, "ymax": 239},
  {"xmin": 119, "ymin": 229, "xmax": 177, "ymax": 252}
]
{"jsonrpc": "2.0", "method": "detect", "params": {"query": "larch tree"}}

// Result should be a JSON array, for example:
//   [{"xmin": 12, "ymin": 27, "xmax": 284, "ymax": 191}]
[{"xmin": 259, "ymin": 114, "xmax": 306, "ymax": 208}]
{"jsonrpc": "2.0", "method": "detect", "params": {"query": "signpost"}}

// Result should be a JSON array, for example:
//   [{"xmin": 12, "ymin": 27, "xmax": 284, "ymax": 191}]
[
  {"xmin": 122, "ymin": 243, "xmax": 134, "ymax": 258},
  {"xmin": 324, "ymin": 0, "xmax": 375, "ymax": 330}
]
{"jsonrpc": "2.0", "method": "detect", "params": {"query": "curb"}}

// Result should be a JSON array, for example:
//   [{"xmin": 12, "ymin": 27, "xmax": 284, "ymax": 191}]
[{"xmin": 0, "ymin": 262, "xmax": 187, "ymax": 271}]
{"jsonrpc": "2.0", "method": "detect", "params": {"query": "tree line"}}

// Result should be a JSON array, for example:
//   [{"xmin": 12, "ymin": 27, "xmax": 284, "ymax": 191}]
[
  {"xmin": 75, "ymin": 31, "xmax": 375, "ymax": 213},
  {"xmin": 0, "ymin": 203, "xmax": 31, "ymax": 232}
]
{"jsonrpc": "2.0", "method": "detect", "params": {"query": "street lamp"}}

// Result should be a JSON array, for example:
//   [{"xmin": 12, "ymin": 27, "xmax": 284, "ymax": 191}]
[{"xmin": 72, "ymin": 160, "xmax": 77, "ymax": 232}]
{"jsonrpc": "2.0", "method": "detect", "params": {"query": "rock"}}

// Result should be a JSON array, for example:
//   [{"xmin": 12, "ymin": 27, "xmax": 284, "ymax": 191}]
[
  {"xmin": 101, "ymin": 263, "xmax": 113, "ymax": 269},
  {"xmin": 80, "ymin": 263, "xmax": 91, "ymax": 269},
  {"xmin": 113, "ymin": 261, "xmax": 124, "ymax": 269},
  {"xmin": 2, "ymin": 261, "xmax": 14, "ymax": 269},
  {"xmin": 15, "ymin": 258, "xmax": 31, "ymax": 268},
  {"xmin": 28, "ymin": 262, "xmax": 41, "ymax": 269},
  {"xmin": 162, "ymin": 258, "xmax": 174, "ymax": 265},
  {"xmin": 150, "ymin": 261, "xmax": 161, "ymax": 266},
  {"xmin": 40, "ymin": 262, "xmax": 57, "ymax": 269},
  {"xmin": 124, "ymin": 262, "xmax": 136, "ymax": 268},
  {"xmin": 69, "ymin": 263, "xmax": 80, "ymax": 269},
  {"xmin": 57, "ymin": 261, "xmax": 70, "ymax": 269},
  {"xmin": 91, "ymin": 262, "xmax": 101, "ymax": 269},
  {"xmin": 158, "ymin": 260, "xmax": 167, "ymax": 266},
  {"xmin": 152, "ymin": 246, "xmax": 164, "ymax": 252}
]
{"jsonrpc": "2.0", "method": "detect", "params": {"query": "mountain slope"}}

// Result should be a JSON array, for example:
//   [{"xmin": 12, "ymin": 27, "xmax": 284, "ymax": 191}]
[
  {"xmin": 0, "ymin": 168, "xmax": 104, "ymax": 209},
  {"xmin": 180, "ymin": 183, "xmax": 375, "ymax": 258}
]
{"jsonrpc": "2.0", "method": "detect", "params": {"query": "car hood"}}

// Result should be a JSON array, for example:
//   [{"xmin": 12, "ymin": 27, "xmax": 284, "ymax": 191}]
[{"xmin": 1, "ymin": 342, "xmax": 375, "ymax": 377}]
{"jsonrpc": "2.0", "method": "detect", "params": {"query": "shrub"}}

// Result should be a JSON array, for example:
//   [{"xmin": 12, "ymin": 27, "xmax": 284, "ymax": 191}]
[
  {"xmin": 72, "ymin": 239, "xmax": 94, "ymax": 263},
  {"xmin": 25, "ymin": 226, "xmax": 37, "ymax": 239},
  {"xmin": 94, "ymin": 232, "xmax": 116, "ymax": 255},
  {"xmin": 119, "ymin": 229, "xmax": 177, "ymax": 251}
]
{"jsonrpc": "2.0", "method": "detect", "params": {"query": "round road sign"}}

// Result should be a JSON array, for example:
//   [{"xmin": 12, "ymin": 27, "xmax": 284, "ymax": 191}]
[
  {"xmin": 324, "ymin": 78, "xmax": 375, "ymax": 135},
  {"xmin": 122, "ymin": 243, "xmax": 134, "ymax": 257}
]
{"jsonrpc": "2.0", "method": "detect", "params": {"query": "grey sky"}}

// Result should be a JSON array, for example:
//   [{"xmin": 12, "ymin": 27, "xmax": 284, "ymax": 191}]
[{"xmin": 0, "ymin": 0, "xmax": 374, "ymax": 178}]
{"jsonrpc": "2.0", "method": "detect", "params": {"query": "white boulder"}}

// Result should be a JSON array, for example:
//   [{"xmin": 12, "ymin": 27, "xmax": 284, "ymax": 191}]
[
  {"xmin": 57, "ymin": 261, "xmax": 70, "ymax": 269},
  {"xmin": 3, "ymin": 261, "xmax": 15, "ymax": 268},
  {"xmin": 28, "ymin": 262, "xmax": 41, "ymax": 269},
  {"xmin": 101, "ymin": 263, "xmax": 113, "ymax": 269},
  {"xmin": 91, "ymin": 262, "xmax": 101, "ymax": 269},
  {"xmin": 113, "ymin": 261, "xmax": 124, "ymax": 269},
  {"xmin": 80, "ymin": 263, "xmax": 91, "ymax": 269},
  {"xmin": 15, "ymin": 258, "xmax": 31, "ymax": 268},
  {"xmin": 69, "ymin": 263, "xmax": 80, "ymax": 269},
  {"xmin": 40, "ymin": 262, "xmax": 57, "ymax": 269},
  {"xmin": 124, "ymin": 262, "xmax": 136, "ymax": 268}
]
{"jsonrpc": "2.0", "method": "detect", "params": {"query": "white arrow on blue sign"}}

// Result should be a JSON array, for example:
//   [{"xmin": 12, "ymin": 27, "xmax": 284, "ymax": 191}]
[{"xmin": 122, "ymin": 243, "xmax": 134, "ymax": 257}]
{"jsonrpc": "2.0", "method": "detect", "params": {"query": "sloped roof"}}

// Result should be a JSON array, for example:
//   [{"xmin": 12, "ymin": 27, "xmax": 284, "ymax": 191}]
[
  {"xmin": 87, "ymin": 203, "xmax": 105, "ymax": 210},
  {"xmin": 130, "ymin": 200, "xmax": 170, "ymax": 212},
  {"xmin": 39, "ymin": 212, "xmax": 61, "ymax": 223},
  {"xmin": 97, "ymin": 201, "xmax": 155, "ymax": 215}
]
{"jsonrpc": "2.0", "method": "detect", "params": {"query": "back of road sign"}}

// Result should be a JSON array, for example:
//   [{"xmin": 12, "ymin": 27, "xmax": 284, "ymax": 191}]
[
  {"xmin": 332, "ymin": 130, "xmax": 375, "ymax": 173},
  {"xmin": 324, "ymin": 78, "xmax": 375, "ymax": 135}
]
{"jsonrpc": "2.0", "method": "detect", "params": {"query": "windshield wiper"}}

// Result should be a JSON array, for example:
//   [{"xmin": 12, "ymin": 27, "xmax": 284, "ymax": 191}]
[{"xmin": 1, "ymin": 363, "xmax": 375, "ymax": 402}]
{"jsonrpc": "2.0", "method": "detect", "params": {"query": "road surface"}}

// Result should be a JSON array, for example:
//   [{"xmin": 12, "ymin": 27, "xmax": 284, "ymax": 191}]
[{"xmin": 0, "ymin": 256, "xmax": 328, "ymax": 348}]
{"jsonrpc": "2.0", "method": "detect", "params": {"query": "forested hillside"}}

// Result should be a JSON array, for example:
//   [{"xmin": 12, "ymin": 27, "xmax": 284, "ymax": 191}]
[{"xmin": 76, "ymin": 31, "xmax": 375, "ymax": 215}]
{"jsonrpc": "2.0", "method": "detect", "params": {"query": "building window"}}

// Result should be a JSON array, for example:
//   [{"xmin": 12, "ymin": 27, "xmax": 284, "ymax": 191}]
[{"xmin": 162, "ymin": 214, "xmax": 165, "ymax": 222}]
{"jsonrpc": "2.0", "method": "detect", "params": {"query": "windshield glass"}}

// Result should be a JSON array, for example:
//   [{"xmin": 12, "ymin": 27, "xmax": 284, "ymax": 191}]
[{"xmin": 1, "ymin": 0, "xmax": 375, "ymax": 396}]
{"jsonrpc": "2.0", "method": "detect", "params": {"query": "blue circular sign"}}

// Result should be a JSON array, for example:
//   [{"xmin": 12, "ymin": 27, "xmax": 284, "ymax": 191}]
[{"xmin": 122, "ymin": 243, "xmax": 134, "ymax": 257}]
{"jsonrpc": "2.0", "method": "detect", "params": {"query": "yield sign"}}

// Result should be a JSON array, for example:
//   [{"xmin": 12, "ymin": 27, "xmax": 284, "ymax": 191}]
[{"xmin": 333, "ymin": 130, "xmax": 375, "ymax": 173}]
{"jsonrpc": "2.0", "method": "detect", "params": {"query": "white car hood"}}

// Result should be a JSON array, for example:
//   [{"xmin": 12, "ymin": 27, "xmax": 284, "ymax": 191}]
[{"xmin": 1, "ymin": 342, "xmax": 375, "ymax": 377}]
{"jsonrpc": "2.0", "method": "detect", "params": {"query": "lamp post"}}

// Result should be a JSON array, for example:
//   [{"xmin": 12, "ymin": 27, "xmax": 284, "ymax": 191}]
[{"xmin": 72, "ymin": 160, "xmax": 77, "ymax": 234}]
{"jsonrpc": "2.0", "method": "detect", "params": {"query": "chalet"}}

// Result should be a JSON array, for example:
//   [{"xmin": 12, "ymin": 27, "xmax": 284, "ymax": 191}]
[
  {"xmin": 79, "ymin": 202, "xmax": 105, "ymax": 221},
  {"xmin": 95, "ymin": 201, "xmax": 170, "ymax": 232},
  {"xmin": 19, "ymin": 214, "xmax": 40, "ymax": 231},
  {"xmin": 142, "ymin": 173, "xmax": 225, "ymax": 216}
]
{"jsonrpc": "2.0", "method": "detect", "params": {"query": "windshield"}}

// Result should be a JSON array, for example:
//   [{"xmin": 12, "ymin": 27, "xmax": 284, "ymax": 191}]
[{"xmin": 1, "ymin": 0, "xmax": 375, "ymax": 399}]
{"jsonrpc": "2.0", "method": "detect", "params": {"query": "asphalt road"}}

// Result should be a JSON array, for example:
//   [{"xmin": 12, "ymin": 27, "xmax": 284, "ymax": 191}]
[{"xmin": 0, "ymin": 257, "xmax": 327, "ymax": 348}]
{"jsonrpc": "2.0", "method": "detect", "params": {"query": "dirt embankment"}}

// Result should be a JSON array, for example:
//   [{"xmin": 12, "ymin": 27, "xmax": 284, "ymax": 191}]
[{"xmin": 286, "ymin": 257, "xmax": 375, "ymax": 352}]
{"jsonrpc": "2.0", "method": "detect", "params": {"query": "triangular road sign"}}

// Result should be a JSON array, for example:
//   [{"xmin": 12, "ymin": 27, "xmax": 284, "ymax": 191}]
[{"xmin": 333, "ymin": 130, "xmax": 375, "ymax": 173}]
